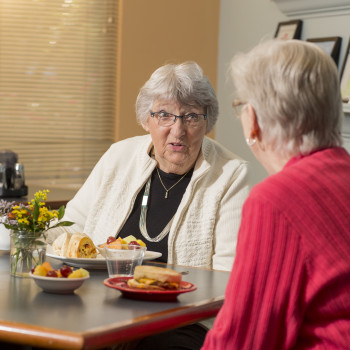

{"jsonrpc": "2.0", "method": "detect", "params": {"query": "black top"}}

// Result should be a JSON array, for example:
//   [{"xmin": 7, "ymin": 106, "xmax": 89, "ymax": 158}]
[{"xmin": 117, "ymin": 167, "xmax": 193, "ymax": 262}]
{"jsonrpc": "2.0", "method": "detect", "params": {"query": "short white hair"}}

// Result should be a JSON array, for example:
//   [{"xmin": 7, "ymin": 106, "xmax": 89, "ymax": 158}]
[
  {"xmin": 230, "ymin": 39, "xmax": 343, "ymax": 156},
  {"xmin": 136, "ymin": 61, "xmax": 218, "ymax": 133}
]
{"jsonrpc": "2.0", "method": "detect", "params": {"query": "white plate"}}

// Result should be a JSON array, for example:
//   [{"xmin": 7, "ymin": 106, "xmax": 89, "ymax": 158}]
[
  {"xmin": 46, "ymin": 253, "xmax": 108, "ymax": 269},
  {"xmin": 30, "ymin": 272, "xmax": 89, "ymax": 294},
  {"xmin": 46, "ymin": 246, "xmax": 162, "ymax": 269}
]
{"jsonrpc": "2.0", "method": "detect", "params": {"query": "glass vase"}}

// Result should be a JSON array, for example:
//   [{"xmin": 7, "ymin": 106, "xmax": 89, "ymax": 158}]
[{"xmin": 10, "ymin": 230, "xmax": 47, "ymax": 277}]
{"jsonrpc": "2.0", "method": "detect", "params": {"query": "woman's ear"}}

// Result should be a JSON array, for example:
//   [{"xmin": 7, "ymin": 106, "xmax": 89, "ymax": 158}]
[
  {"xmin": 245, "ymin": 104, "xmax": 260, "ymax": 140},
  {"xmin": 142, "ymin": 121, "xmax": 150, "ymax": 132}
]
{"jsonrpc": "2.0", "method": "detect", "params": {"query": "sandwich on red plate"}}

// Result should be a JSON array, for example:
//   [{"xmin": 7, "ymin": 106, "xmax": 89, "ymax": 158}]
[{"xmin": 127, "ymin": 265, "xmax": 182, "ymax": 290}]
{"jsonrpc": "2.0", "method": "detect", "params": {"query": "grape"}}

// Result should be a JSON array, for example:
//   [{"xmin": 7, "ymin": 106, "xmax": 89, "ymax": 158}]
[
  {"xmin": 60, "ymin": 265, "xmax": 73, "ymax": 278},
  {"xmin": 128, "ymin": 241, "xmax": 140, "ymax": 247},
  {"xmin": 107, "ymin": 236, "xmax": 116, "ymax": 244},
  {"xmin": 46, "ymin": 270, "xmax": 58, "ymax": 278}
]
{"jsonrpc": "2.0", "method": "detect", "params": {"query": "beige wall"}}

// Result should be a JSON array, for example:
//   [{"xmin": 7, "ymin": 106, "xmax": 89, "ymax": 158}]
[
  {"xmin": 115, "ymin": 0, "xmax": 220, "ymax": 141},
  {"xmin": 217, "ymin": 0, "xmax": 350, "ymax": 186}
]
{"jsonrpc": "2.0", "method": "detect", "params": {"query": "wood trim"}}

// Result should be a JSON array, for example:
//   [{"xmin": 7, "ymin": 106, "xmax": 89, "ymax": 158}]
[
  {"xmin": 45, "ymin": 200, "xmax": 69, "ymax": 210},
  {"xmin": 0, "ymin": 321, "xmax": 83, "ymax": 349},
  {"xmin": 272, "ymin": 0, "xmax": 350, "ymax": 16}
]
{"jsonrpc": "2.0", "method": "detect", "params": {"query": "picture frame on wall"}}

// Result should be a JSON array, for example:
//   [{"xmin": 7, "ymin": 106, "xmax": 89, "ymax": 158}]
[
  {"xmin": 340, "ymin": 38, "xmax": 350, "ymax": 102},
  {"xmin": 306, "ymin": 37, "xmax": 342, "ymax": 66},
  {"xmin": 274, "ymin": 20, "xmax": 302, "ymax": 40}
]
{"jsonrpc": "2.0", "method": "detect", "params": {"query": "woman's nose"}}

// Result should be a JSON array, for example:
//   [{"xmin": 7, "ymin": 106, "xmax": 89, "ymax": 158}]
[{"xmin": 170, "ymin": 117, "xmax": 186, "ymax": 136}]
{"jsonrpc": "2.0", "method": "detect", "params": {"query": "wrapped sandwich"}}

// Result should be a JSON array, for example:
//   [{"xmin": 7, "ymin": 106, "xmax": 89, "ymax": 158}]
[
  {"xmin": 52, "ymin": 232, "xmax": 72, "ymax": 257},
  {"xmin": 66, "ymin": 233, "xmax": 98, "ymax": 258},
  {"xmin": 127, "ymin": 265, "xmax": 182, "ymax": 290},
  {"xmin": 52, "ymin": 232, "xmax": 98, "ymax": 259}
]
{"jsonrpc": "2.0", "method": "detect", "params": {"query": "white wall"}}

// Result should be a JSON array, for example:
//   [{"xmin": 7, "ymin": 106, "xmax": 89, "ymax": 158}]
[{"xmin": 217, "ymin": 0, "xmax": 350, "ymax": 186}]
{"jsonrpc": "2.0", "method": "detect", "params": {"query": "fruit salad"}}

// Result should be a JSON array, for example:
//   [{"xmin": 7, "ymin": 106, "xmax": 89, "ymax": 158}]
[
  {"xmin": 100, "ymin": 235, "xmax": 146, "ymax": 249},
  {"xmin": 32, "ymin": 262, "xmax": 89, "ymax": 278}
]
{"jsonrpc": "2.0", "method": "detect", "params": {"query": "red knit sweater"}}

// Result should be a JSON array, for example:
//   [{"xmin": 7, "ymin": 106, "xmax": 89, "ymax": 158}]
[{"xmin": 202, "ymin": 147, "xmax": 350, "ymax": 349}]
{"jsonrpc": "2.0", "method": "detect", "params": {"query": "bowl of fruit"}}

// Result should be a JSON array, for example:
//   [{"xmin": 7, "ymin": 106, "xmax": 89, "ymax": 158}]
[
  {"xmin": 97, "ymin": 235, "xmax": 146, "ymax": 258},
  {"xmin": 30, "ymin": 262, "xmax": 90, "ymax": 294}
]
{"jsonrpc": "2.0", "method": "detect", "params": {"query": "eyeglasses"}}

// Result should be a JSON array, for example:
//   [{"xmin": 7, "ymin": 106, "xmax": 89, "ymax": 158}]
[
  {"xmin": 150, "ymin": 111, "xmax": 207, "ymax": 127},
  {"xmin": 232, "ymin": 99, "xmax": 247, "ymax": 116}
]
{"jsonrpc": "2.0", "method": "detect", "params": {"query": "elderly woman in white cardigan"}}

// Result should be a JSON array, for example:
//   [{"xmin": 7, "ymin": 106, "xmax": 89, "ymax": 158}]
[
  {"xmin": 49, "ymin": 61, "xmax": 249, "ymax": 350},
  {"xmin": 49, "ymin": 61, "xmax": 249, "ymax": 272}
]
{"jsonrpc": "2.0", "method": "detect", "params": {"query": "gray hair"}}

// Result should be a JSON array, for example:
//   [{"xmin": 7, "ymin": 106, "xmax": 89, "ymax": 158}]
[
  {"xmin": 230, "ymin": 39, "xmax": 343, "ymax": 156},
  {"xmin": 136, "ymin": 61, "xmax": 218, "ymax": 133}
]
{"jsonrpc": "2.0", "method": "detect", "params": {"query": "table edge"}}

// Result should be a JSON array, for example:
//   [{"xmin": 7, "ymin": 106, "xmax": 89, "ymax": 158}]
[
  {"xmin": 82, "ymin": 296, "xmax": 224, "ymax": 349},
  {"xmin": 0, "ymin": 296, "xmax": 224, "ymax": 349}
]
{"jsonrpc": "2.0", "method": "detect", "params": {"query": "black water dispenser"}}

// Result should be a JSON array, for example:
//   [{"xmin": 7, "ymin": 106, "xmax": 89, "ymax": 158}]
[{"xmin": 0, "ymin": 150, "xmax": 28, "ymax": 198}]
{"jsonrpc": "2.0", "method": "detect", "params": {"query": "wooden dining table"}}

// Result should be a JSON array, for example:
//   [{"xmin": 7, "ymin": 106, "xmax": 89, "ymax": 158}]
[{"xmin": 0, "ymin": 252, "xmax": 230, "ymax": 349}]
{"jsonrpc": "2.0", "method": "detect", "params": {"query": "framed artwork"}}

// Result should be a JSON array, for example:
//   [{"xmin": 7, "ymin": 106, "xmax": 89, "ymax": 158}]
[
  {"xmin": 306, "ymin": 37, "xmax": 342, "ymax": 65},
  {"xmin": 274, "ymin": 20, "xmax": 302, "ymax": 40},
  {"xmin": 340, "ymin": 38, "xmax": 350, "ymax": 102}
]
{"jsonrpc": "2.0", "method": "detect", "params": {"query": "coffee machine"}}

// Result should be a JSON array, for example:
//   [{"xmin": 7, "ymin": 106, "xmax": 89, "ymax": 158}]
[{"xmin": 0, "ymin": 150, "xmax": 28, "ymax": 198}]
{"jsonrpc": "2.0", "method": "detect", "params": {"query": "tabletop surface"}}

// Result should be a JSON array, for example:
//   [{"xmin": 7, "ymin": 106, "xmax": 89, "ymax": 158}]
[{"xmin": 0, "ymin": 252, "xmax": 230, "ymax": 349}]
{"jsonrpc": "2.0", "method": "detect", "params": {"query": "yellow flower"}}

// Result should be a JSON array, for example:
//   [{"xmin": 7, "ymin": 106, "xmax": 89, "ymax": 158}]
[
  {"xmin": 18, "ymin": 218, "xmax": 30, "ymax": 225},
  {"xmin": 34, "ymin": 189, "xmax": 49, "ymax": 202}
]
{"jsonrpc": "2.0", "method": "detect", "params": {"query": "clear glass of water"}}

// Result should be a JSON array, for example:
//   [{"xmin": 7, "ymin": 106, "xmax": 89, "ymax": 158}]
[{"xmin": 104, "ymin": 244, "xmax": 146, "ymax": 277}]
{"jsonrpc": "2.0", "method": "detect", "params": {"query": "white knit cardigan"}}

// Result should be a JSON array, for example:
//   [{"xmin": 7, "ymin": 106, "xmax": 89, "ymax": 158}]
[{"xmin": 48, "ymin": 134, "xmax": 249, "ymax": 271}]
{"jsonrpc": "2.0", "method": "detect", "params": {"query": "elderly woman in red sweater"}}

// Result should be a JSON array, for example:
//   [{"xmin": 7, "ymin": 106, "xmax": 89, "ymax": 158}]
[{"xmin": 202, "ymin": 39, "xmax": 350, "ymax": 349}]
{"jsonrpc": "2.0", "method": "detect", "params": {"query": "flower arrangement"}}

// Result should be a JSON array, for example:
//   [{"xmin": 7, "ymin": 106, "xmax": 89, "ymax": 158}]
[
  {"xmin": 1, "ymin": 189, "xmax": 74, "ymax": 277},
  {"xmin": 3, "ymin": 189, "xmax": 73, "ymax": 234}
]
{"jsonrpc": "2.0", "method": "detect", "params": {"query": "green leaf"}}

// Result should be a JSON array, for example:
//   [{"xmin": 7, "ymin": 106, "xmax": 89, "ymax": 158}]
[
  {"xmin": 58, "ymin": 206, "xmax": 65, "ymax": 220},
  {"xmin": 33, "ymin": 202, "xmax": 39, "ymax": 222},
  {"xmin": 48, "ymin": 221, "xmax": 75, "ymax": 230},
  {"xmin": 3, "ymin": 223, "xmax": 15, "ymax": 230},
  {"xmin": 58, "ymin": 221, "xmax": 75, "ymax": 227}
]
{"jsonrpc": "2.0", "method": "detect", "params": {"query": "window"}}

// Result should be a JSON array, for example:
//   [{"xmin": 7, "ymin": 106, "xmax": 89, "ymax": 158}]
[{"xmin": 0, "ymin": 0, "xmax": 117, "ymax": 188}]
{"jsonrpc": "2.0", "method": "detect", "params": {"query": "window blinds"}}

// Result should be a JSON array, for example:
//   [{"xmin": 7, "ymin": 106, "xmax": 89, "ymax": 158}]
[{"xmin": 0, "ymin": 0, "xmax": 117, "ymax": 188}]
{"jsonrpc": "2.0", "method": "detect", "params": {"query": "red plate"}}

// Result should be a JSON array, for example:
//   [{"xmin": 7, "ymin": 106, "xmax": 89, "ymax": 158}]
[{"xmin": 103, "ymin": 276, "xmax": 197, "ymax": 302}]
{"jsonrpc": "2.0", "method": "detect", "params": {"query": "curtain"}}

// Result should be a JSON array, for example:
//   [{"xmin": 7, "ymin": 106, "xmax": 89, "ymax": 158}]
[{"xmin": 0, "ymin": 0, "xmax": 117, "ymax": 188}]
